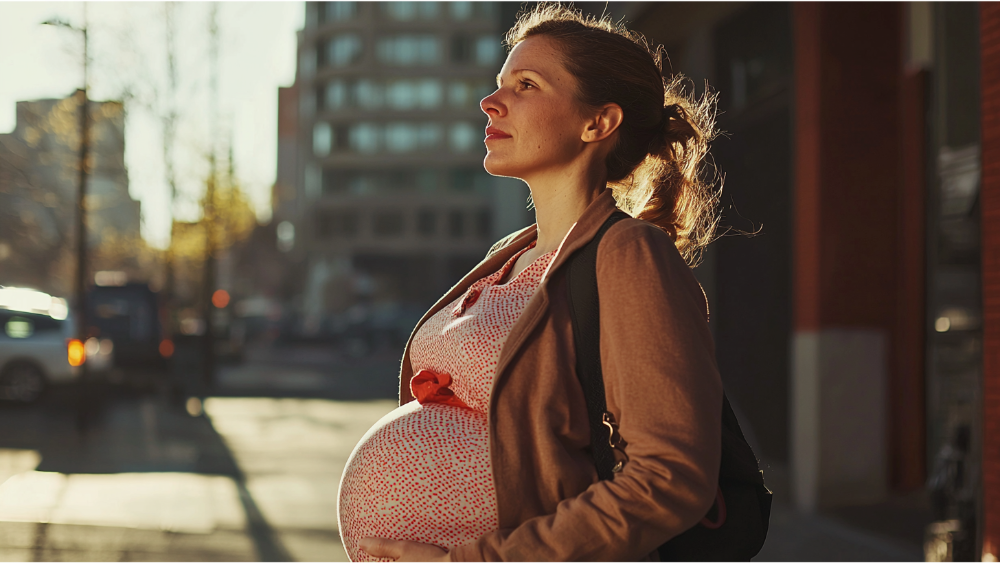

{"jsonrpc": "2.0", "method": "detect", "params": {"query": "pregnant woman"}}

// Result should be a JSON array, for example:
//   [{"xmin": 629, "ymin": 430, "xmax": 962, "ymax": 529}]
[{"xmin": 338, "ymin": 4, "xmax": 724, "ymax": 561}]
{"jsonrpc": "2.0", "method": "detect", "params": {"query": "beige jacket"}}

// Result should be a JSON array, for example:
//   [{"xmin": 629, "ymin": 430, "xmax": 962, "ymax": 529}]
[{"xmin": 397, "ymin": 189, "xmax": 723, "ymax": 561}]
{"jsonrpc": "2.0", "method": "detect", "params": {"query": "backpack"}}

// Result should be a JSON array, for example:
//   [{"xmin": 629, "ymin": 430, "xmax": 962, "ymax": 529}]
[{"xmin": 565, "ymin": 211, "xmax": 772, "ymax": 561}]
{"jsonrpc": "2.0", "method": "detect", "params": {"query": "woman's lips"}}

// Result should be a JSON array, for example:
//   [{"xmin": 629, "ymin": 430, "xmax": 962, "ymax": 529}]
[{"xmin": 485, "ymin": 126, "xmax": 512, "ymax": 141}]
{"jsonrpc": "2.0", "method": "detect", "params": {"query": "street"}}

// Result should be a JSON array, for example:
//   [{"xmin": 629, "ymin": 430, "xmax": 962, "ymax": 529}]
[
  {"xmin": 0, "ymin": 345, "xmax": 925, "ymax": 562},
  {"xmin": 0, "ymin": 346, "xmax": 399, "ymax": 561}
]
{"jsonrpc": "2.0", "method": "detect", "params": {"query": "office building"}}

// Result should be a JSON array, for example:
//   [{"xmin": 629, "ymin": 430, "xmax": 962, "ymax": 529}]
[{"xmin": 278, "ymin": 1, "xmax": 531, "ymax": 333}]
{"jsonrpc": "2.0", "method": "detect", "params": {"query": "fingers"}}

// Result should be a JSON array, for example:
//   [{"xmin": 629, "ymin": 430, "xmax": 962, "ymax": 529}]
[{"xmin": 359, "ymin": 537, "xmax": 403, "ymax": 560}]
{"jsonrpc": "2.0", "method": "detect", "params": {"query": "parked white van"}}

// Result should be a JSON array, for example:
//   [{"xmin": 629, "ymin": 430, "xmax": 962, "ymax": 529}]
[{"xmin": 0, "ymin": 287, "xmax": 112, "ymax": 403}]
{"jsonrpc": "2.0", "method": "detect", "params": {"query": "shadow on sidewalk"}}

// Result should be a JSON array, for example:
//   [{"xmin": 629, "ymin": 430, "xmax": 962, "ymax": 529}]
[{"xmin": 0, "ymin": 383, "xmax": 291, "ymax": 562}]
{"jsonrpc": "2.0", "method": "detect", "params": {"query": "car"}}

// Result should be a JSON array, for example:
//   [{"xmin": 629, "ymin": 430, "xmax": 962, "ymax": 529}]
[
  {"xmin": 88, "ymin": 283, "xmax": 170, "ymax": 375},
  {"xmin": 0, "ymin": 287, "xmax": 112, "ymax": 403}
]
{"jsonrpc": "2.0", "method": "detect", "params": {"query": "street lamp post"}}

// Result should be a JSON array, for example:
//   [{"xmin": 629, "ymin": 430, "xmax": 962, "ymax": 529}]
[{"xmin": 43, "ymin": 10, "xmax": 90, "ymax": 430}]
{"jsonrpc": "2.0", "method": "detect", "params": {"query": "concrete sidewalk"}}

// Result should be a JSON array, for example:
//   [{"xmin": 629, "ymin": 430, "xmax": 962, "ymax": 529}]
[
  {"xmin": 0, "ymin": 390, "xmax": 397, "ymax": 562},
  {"xmin": 755, "ymin": 502, "xmax": 925, "ymax": 561}
]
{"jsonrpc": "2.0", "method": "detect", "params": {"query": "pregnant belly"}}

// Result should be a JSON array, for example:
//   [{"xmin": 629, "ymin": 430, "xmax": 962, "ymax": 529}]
[{"xmin": 337, "ymin": 401, "xmax": 498, "ymax": 562}]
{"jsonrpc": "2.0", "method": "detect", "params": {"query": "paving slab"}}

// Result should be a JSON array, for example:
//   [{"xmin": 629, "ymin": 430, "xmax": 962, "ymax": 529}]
[
  {"xmin": 0, "ymin": 522, "xmax": 256, "ymax": 562},
  {"xmin": 0, "ymin": 471, "xmax": 246, "ymax": 534}
]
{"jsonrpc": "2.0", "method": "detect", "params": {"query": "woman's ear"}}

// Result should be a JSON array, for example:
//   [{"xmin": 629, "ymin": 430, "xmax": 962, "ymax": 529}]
[{"xmin": 581, "ymin": 103, "xmax": 624, "ymax": 144}]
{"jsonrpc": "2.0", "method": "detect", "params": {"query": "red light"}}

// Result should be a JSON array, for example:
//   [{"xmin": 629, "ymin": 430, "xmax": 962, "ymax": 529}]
[
  {"xmin": 67, "ymin": 339, "xmax": 85, "ymax": 366},
  {"xmin": 159, "ymin": 339, "xmax": 175, "ymax": 358},
  {"xmin": 212, "ymin": 289, "xmax": 230, "ymax": 309}
]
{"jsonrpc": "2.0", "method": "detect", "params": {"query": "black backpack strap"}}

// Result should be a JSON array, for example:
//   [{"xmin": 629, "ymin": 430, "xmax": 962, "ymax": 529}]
[{"xmin": 566, "ymin": 211, "xmax": 630, "ymax": 481}]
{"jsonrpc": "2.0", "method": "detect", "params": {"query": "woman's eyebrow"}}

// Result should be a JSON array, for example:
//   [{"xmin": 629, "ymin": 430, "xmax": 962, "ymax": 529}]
[{"xmin": 497, "ymin": 69, "xmax": 545, "ymax": 87}]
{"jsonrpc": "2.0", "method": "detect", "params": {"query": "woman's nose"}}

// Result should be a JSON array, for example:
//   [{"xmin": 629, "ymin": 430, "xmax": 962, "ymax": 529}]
[{"xmin": 480, "ymin": 89, "xmax": 504, "ymax": 117}]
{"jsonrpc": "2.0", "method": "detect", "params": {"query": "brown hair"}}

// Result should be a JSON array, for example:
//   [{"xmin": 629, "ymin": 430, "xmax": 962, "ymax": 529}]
[{"xmin": 505, "ymin": 3, "xmax": 720, "ymax": 266}]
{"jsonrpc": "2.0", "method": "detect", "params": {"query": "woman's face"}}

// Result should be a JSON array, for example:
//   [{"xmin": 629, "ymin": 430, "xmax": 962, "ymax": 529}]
[{"xmin": 480, "ymin": 36, "xmax": 592, "ymax": 180}]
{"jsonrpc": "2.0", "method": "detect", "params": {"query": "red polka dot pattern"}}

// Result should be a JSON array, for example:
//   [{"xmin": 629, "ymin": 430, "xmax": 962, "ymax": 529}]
[{"xmin": 338, "ymin": 244, "xmax": 555, "ymax": 561}]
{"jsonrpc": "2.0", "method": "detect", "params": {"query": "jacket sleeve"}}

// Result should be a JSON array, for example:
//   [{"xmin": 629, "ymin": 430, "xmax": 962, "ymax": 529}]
[{"xmin": 449, "ymin": 221, "xmax": 723, "ymax": 561}]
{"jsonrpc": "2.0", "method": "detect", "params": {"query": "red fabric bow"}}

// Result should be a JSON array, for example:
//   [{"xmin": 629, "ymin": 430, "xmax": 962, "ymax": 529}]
[{"xmin": 410, "ymin": 369, "xmax": 471, "ymax": 409}]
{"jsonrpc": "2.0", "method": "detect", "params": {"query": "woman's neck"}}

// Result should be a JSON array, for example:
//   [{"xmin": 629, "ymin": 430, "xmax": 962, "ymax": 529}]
[{"xmin": 525, "ymin": 159, "xmax": 608, "ymax": 254}]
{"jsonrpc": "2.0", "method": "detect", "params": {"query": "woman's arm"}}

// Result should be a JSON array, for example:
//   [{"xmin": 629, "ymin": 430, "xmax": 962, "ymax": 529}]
[{"xmin": 451, "ymin": 220, "xmax": 724, "ymax": 561}]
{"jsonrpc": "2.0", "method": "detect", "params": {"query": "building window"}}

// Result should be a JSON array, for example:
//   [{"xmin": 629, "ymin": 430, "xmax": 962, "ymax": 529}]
[
  {"xmin": 322, "ymin": 169, "xmax": 343, "ymax": 194},
  {"xmin": 475, "ymin": 35, "xmax": 501, "ymax": 67},
  {"xmin": 377, "ymin": 35, "xmax": 441, "ymax": 66},
  {"xmin": 316, "ymin": 210, "xmax": 359, "ymax": 238},
  {"xmin": 450, "ymin": 167, "xmax": 491, "ymax": 193},
  {"xmin": 305, "ymin": 163, "xmax": 322, "ymax": 198},
  {"xmin": 473, "ymin": 81, "xmax": 495, "ymax": 103},
  {"xmin": 382, "ymin": 2, "xmax": 416, "ymax": 21},
  {"xmin": 476, "ymin": 4, "xmax": 499, "ymax": 19},
  {"xmin": 385, "ymin": 79, "xmax": 443, "ymax": 110},
  {"xmin": 451, "ymin": 34, "xmax": 473, "ymax": 64},
  {"xmin": 325, "ymin": 169, "xmax": 374, "ymax": 194},
  {"xmin": 449, "ymin": 2, "xmax": 473, "ymax": 20},
  {"xmin": 385, "ymin": 123, "xmax": 418, "ymax": 153},
  {"xmin": 302, "ymin": 49, "xmax": 317, "ymax": 79},
  {"xmin": 321, "ymin": 34, "xmax": 363, "ymax": 67},
  {"xmin": 333, "ymin": 125, "xmax": 350, "ymax": 151},
  {"xmin": 373, "ymin": 211, "xmax": 405, "ymax": 237},
  {"xmin": 384, "ymin": 122, "xmax": 442, "ymax": 153},
  {"xmin": 300, "ymin": 89, "xmax": 317, "ymax": 119},
  {"xmin": 313, "ymin": 122, "xmax": 332, "ymax": 156},
  {"xmin": 350, "ymin": 123, "xmax": 380, "ymax": 153},
  {"xmin": 449, "ymin": 122, "xmax": 479, "ymax": 153},
  {"xmin": 447, "ymin": 79, "xmax": 495, "ymax": 109},
  {"xmin": 417, "ymin": 209, "xmax": 437, "ymax": 236},
  {"xmin": 325, "ymin": 169, "xmax": 442, "ymax": 194},
  {"xmin": 322, "ymin": 79, "xmax": 452, "ymax": 111},
  {"xmin": 385, "ymin": 81, "xmax": 411, "ymax": 110},
  {"xmin": 447, "ymin": 81, "xmax": 471, "ymax": 108},
  {"xmin": 324, "ymin": 80, "xmax": 349, "ymax": 110},
  {"xmin": 475, "ymin": 209, "xmax": 492, "ymax": 239},
  {"xmin": 354, "ymin": 80, "xmax": 384, "ymax": 109},
  {"xmin": 415, "ymin": 169, "xmax": 439, "ymax": 192},
  {"xmin": 418, "ymin": 123, "xmax": 443, "ymax": 150},
  {"xmin": 448, "ymin": 210, "xmax": 464, "ymax": 238},
  {"xmin": 315, "ymin": 85, "xmax": 325, "ymax": 111},
  {"xmin": 319, "ymin": 2, "xmax": 357, "ymax": 23},
  {"xmin": 381, "ymin": 2, "xmax": 439, "ymax": 21}
]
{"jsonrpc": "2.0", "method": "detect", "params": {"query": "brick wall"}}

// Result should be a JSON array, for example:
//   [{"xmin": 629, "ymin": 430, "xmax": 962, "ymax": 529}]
[{"xmin": 981, "ymin": 2, "xmax": 1000, "ymax": 559}]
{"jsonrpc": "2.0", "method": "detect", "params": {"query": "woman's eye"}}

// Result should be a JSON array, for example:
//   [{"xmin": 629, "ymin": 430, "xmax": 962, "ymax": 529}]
[{"xmin": 519, "ymin": 80, "xmax": 534, "ymax": 89}]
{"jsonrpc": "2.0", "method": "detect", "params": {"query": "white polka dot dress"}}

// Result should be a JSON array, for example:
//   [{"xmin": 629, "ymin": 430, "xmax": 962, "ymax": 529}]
[{"xmin": 338, "ymin": 243, "xmax": 555, "ymax": 561}]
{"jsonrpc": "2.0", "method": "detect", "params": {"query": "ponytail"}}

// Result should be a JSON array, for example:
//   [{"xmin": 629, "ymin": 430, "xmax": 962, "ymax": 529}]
[{"xmin": 615, "ymin": 76, "xmax": 720, "ymax": 267}]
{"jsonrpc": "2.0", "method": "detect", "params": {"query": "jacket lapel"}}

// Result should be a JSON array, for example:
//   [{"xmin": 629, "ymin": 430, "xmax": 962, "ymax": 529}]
[{"xmin": 489, "ymin": 189, "xmax": 621, "ymax": 406}]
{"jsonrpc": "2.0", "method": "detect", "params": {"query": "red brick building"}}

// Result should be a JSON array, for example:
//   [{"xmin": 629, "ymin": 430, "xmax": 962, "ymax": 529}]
[{"xmin": 627, "ymin": 2, "xmax": 996, "ymax": 558}]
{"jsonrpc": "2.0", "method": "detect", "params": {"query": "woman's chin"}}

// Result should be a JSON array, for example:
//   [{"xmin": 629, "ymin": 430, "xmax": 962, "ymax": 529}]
[{"xmin": 483, "ymin": 154, "xmax": 521, "ymax": 179}]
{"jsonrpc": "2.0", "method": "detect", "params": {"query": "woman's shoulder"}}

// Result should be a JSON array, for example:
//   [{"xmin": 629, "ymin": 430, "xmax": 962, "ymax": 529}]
[
  {"xmin": 599, "ymin": 216, "xmax": 684, "ymax": 263},
  {"xmin": 596, "ymin": 216, "xmax": 709, "ymax": 319}
]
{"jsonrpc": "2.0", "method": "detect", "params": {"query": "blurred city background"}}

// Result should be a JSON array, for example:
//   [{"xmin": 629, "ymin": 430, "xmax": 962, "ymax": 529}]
[{"xmin": 0, "ymin": 1, "xmax": 998, "ymax": 561}]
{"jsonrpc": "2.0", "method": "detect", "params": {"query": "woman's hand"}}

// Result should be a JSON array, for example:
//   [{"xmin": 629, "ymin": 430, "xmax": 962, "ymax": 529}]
[{"xmin": 358, "ymin": 538, "xmax": 450, "ymax": 562}]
